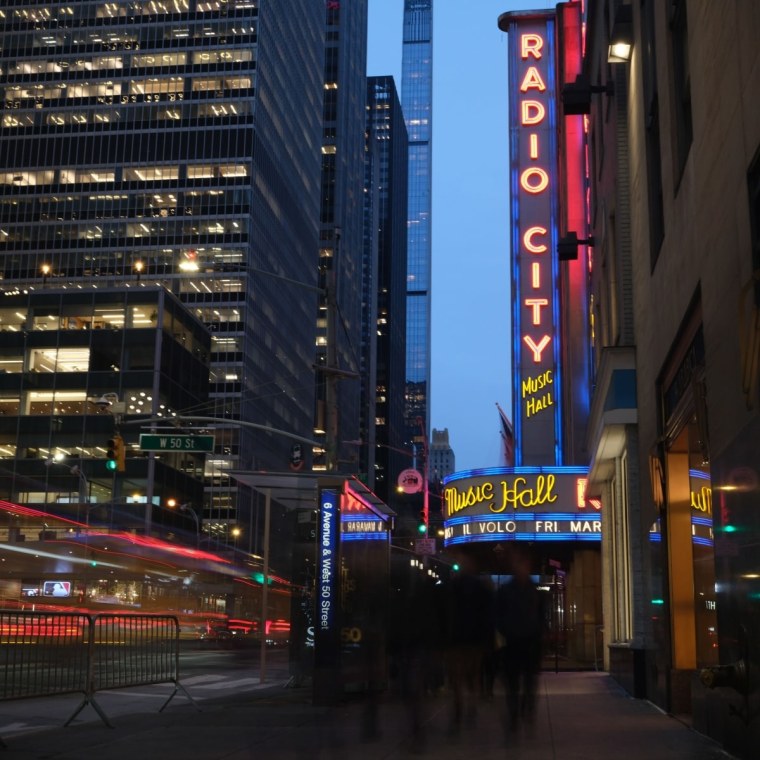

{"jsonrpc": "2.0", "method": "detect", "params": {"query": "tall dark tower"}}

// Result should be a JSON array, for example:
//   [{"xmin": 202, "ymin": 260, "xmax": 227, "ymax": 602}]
[
  {"xmin": 314, "ymin": 0, "xmax": 369, "ymax": 474},
  {"xmin": 401, "ymin": 0, "xmax": 433, "ymax": 452},
  {"xmin": 364, "ymin": 76, "xmax": 409, "ymax": 504}
]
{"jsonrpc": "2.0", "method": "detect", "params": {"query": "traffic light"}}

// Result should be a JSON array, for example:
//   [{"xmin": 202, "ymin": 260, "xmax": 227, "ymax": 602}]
[
  {"xmin": 417, "ymin": 510, "xmax": 428, "ymax": 535},
  {"xmin": 105, "ymin": 434, "xmax": 125, "ymax": 472}
]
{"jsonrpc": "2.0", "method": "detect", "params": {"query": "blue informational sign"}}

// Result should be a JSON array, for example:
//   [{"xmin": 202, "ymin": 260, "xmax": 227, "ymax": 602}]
[{"xmin": 318, "ymin": 489, "xmax": 339, "ymax": 635}]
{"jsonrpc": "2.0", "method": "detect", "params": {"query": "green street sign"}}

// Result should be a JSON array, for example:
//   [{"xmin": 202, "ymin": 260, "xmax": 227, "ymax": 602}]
[{"xmin": 139, "ymin": 434, "xmax": 215, "ymax": 453}]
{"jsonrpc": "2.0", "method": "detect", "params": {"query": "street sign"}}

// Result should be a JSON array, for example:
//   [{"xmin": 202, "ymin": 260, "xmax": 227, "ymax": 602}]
[
  {"xmin": 415, "ymin": 538, "xmax": 436, "ymax": 556},
  {"xmin": 139, "ymin": 434, "xmax": 215, "ymax": 452}
]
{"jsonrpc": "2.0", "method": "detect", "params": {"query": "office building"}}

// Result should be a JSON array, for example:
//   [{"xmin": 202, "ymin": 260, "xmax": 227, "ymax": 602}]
[
  {"xmin": 0, "ymin": 287, "xmax": 209, "ymax": 536},
  {"xmin": 428, "ymin": 428, "xmax": 454, "ymax": 484},
  {"xmin": 315, "ymin": 0, "xmax": 369, "ymax": 474},
  {"xmin": 582, "ymin": 2, "xmax": 760, "ymax": 756},
  {"xmin": 0, "ymin": 0, "xmax": 326, "ymax": 558}
]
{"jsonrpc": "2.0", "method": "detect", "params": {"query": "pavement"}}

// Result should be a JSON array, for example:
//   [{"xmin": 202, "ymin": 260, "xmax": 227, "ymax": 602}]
[{"xmin": 0, "ymin": 670, "xmax": 737, "ymax": 759}]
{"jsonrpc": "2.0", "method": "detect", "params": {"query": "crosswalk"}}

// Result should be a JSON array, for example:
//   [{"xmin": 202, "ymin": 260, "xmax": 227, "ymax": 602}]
[{"xmin": 0, "ymin": 671, "xmax": 288, "ymax": 740}]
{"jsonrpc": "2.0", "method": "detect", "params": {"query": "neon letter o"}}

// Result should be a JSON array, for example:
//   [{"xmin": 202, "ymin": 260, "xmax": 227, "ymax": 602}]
[{"xmin": 520, "ymin": 167, "xmax": 549, "ymax": 194}]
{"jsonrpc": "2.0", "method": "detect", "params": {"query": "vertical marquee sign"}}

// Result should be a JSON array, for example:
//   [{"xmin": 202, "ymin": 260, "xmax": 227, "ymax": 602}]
[
  {"xmin": 313, "ymin": 486, "xmax": 341, "ymax": 704},
  {"xmin": 499, "ymin": 11, "xmax": 561, "ymax": 466}
]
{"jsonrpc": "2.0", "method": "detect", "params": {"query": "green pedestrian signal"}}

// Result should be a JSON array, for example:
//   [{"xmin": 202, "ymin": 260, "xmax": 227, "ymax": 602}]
[{"xmin": 105, "ymin": 435, "xmax": 125, "ymax": 471}]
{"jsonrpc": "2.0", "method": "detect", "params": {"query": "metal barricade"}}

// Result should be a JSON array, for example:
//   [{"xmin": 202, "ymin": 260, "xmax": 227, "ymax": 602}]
[
  {"xmin": 0, "ymin": 610, "xmax": 90, "ymax": 701},
  {"xmin": 1, "ymin": 611, "xmax": 199, "ymax": 746}
]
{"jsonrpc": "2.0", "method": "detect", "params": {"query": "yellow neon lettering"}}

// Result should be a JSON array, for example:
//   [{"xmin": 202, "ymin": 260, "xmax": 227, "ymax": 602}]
[
  {"xmin": 444, "ymin": 481, "xmax": 494, "ymax": 517},
  {"xmin": 690, "ymin": 486, "xmax": 712, "ymax": 514},
  {"xmin": 492, "ymin": 475, "xmax": 557, "ymax": 512},
  {"xmin": 521, "ymin": 371, "xmax": 553, "ymax": 398},
  {"xmin": 532, "ymin": 262, "xmax": 540, "ymax": 288}
]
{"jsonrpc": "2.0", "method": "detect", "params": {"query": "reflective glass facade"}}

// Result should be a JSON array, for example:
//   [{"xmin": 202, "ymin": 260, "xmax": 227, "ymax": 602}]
[
  {"xmin": 365, "ymin": 76, "xmax": 408, "ymax": 504},
  {"xmin": 315, "ymin": 0, "xmax": 368, "ymax": 473},
  {"xmin": 0, "ymin": 0, "xmax": 325, "ymax": 542},
  {"xmin": 401, "ymin": 0, "xmax": 432, "ymax": 446}
]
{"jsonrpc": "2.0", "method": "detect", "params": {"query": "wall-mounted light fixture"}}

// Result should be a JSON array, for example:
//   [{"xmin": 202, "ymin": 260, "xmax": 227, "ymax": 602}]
[
  {"xmin": 561, "ymin": 74, "xmax": 614, "ymax": 116},
  {"xmin": 608, "ymin": 4, "xmax": 633, "ymax": 63},
  {"xmin": 557, "ymin": 231, "xmax": 596, "ymax": 261}
]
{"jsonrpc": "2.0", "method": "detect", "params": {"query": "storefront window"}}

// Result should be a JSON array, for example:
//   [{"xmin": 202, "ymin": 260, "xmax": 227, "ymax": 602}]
[{"xmin": 666, "ymin": 415, "xmax": 718, "ymax": 669}]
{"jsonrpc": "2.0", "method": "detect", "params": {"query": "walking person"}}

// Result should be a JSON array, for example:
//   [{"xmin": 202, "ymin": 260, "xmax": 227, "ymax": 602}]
[
  {"xmin": 443, "ymin": 552, "xmax": 494, "ymax": 734},
  {"xmin": 495, "ymin": 547, "xmax": 544, "ymax": 734}
]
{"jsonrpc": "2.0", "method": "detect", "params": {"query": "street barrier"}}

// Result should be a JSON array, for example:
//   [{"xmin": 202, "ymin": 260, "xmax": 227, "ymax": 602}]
[{"xmin": 0, "ymin": 610, "xmax": 199, "ymax": 746}]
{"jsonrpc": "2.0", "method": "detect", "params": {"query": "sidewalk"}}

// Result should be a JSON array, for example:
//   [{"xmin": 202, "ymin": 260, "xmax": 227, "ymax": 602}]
[{"xmin": 0, "ymin": 671, "xmax": 736, "ymax": 759}]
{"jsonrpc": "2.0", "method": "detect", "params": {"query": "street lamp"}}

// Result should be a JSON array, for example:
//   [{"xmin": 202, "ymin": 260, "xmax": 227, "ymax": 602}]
[
  {"xmin": 45, "ymin": 458, "xmax": 89, "ymax": 518},
  {"xmin": 174, "ymin": 502, "xmax": 201, "ymax": 549}
]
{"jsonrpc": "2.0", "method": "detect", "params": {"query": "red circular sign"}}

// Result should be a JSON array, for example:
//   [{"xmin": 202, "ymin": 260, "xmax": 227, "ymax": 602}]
[{"xmin": 397, "ymin": 468, "xmax": 423, "ymax": 494}]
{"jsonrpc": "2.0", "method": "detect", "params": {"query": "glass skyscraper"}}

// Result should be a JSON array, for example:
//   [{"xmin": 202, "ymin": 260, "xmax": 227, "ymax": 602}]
[{"xmin": 400, "ymin": 0, "xmax": 433, "ymax": 449}]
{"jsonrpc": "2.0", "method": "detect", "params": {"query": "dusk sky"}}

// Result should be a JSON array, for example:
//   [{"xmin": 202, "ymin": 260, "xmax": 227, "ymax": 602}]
[{"xmin": 367, "ymin": 1, "xmax": 554, "ymax": 471}]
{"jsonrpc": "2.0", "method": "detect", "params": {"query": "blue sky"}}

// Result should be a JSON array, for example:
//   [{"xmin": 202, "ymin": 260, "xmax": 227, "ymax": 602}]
[{"xmin": 367, "ymin": 1, "xmax": 553, "ymax": 471}]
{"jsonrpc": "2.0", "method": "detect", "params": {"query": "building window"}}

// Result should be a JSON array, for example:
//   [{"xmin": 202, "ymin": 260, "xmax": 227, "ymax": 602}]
[
  {"xmin": 747, "ymin": 147, "xmax": 760, "ymax": 306},
  {"xmin": 642, "ymin": 0, "xmax": 665, "ymax": 267},
  {"xmin": 664, "ymin": 415, "xmax": 718, "ymax": 669},
  {"xmin": 669, "ymin": 0, "xmax": 692, "ymax": 180}
]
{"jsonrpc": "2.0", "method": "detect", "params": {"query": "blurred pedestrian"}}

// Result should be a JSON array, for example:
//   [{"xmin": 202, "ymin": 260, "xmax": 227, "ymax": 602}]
[
  {"xmin": 387, "ymin": 571, "xmax": 444, "ymax": 751},
  {"xmin": 495, "ymin": 547, "xmax": 544, "ymax": 732},
  {"xmin": 443, "ymin": 552, "xmax": 494, "ymax": 732}
]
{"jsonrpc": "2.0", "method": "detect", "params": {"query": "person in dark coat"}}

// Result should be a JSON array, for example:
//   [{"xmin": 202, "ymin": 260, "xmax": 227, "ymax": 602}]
[
  {"xmin": 495, "ymin": 547, "xmax": 544, "ymax": 731},
  {"xmin": 443, "ymin": 552, "xmax": 494, "ymax": 731}
]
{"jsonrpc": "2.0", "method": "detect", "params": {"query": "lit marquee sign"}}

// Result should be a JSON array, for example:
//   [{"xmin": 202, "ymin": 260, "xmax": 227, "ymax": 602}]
[
  {"xmin": 502, "ymin": 12, "xmax": 561, "ymax": 465},
  {"xmin": 340, "ymin": 484, "xmax": 389, "ymax": 542},
  {"xmin": 442, "ymin": 467, "xmax": 601, "ymax": 545}
]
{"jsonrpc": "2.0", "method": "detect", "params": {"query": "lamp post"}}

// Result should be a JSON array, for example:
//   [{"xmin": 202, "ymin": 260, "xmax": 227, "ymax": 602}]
[
  {"xmin": 46, "ymin": 458, "xmax": 89, "ymax": 522},
  {"xmin": 180, "ymin": 503, "xmax": 201, "ymax": 549}
]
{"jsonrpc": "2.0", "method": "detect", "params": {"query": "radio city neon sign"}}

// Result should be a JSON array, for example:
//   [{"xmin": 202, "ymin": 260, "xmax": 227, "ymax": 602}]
[{"xmin": 519, "ymin": 31, "xmax": 553, "ymax": 368}]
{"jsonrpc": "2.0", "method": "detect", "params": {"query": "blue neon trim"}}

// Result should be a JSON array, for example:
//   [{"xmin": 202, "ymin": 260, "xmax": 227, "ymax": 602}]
[
  {"xmin": 649, "ymin": 533, "xmax": 662, "ymax": 542},
  {"xmin": 689, "ymin": 469, "xmax": 711, "ymax": 481},
  {"xmin": 445, "ymin": 513, "xmax": 599, "ymax": 526},
  {"xmin": 691, "ymin": 516, "xmax": 713, "ymax": 527},
  {"xmin": 443, "ymin": 465, "xmax": 589, "ymax": 484},
  {"xmin": 444, "ymin": 532, "xmax": 599, "ymax": 545},
  {"xmin": 691, "ymin": 536, "xmax": 714, "ymax": 547},
  {"xmin": 341, "ymin": 532, "xmax": 388, "ymax": 542},
  {"xmin": 544, "ymin": 19, "xmax": 563, "ymax": 467},
  {"xmin": 340, "ymin": 514, "xmax": 384, "ymax": 523}
]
